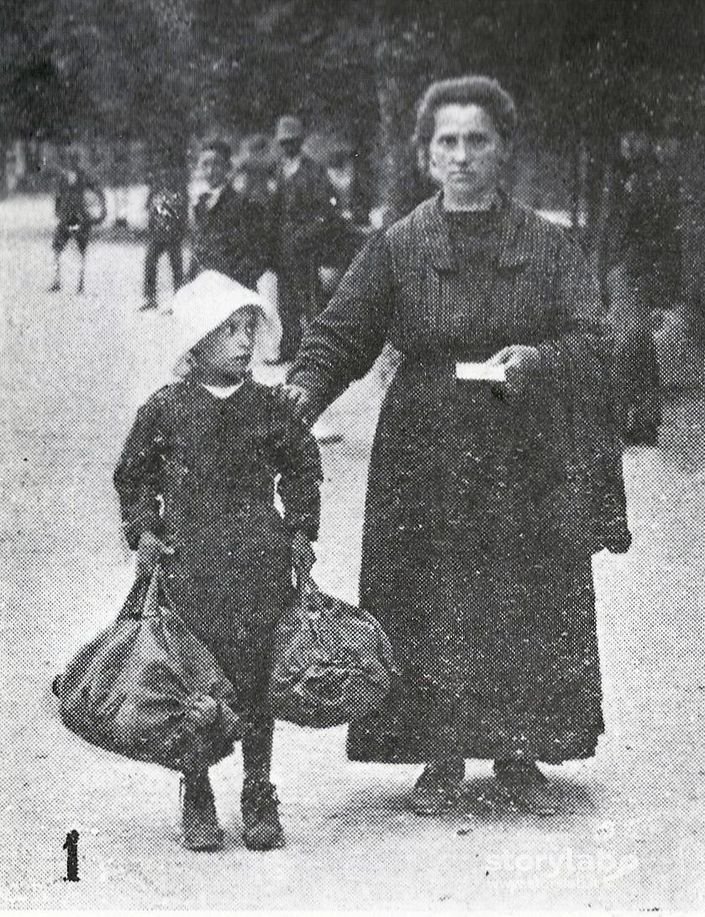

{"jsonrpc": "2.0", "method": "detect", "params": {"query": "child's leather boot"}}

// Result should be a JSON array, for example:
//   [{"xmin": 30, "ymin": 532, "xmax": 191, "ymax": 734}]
[
  {"xmin": 180, "ymin": 771, "xmax": 224, "ymax": 850},
  {"xmin": 241, "ymin": 774, "xmax": 285, "ymax": 851}
]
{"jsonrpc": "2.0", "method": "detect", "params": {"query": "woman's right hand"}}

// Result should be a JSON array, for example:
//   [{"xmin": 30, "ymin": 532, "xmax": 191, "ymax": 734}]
[
  {"xmin": 274, "ymin": 382, "xmax": 313, "ymax": 426},
  {"xmin": 136, "ymin": 531, "xmax": 173, "ymax": 579}
]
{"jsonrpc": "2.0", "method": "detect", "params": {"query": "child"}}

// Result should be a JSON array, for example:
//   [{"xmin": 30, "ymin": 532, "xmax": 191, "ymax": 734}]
[
  {"xmin": 140, "ymin": 165, "xmax": 187, "ymax": 311},
  {"xmin": 114, "ymin": 270, "xmax": 322, "ymax": 851},
  {"xmin": 49, "ymin": 149, "xmax": 104, "ymax": 294}
]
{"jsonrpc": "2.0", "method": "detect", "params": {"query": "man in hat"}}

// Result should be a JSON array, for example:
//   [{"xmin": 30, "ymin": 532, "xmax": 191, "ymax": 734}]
[
  {"xmin": 188, "ymin": 137, "xmax": 272, "ymax": 288},
  {"xmin": 272, "ymin": 115, "xmax": 338, "ymax": 362}
]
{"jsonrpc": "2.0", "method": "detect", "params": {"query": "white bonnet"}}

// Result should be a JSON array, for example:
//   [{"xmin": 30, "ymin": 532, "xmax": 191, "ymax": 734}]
[{"xmin": 170, "ymin": 270, "xmax": 281, "ymax": 375}]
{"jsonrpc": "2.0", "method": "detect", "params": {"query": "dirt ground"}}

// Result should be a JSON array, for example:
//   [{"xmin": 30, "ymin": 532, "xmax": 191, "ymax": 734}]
[{"xmin": 2, "ymin": 195, "xmax": 705, "ymax": 911}]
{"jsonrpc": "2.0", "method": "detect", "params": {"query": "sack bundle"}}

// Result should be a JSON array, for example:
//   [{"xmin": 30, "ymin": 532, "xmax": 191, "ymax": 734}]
[
  {"xmin": 53, "ymin": 566, "xmax": 242, "ymax": 772},
  {"xmin": 270, "ymin": 577, "xmax": 394, "ymax": 728}
]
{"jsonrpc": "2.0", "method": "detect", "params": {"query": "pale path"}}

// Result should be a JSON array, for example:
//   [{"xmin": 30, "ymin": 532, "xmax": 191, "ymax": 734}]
[{"xmin": 1, "ymin": 195, "xmax": 705, "ymax": 909}]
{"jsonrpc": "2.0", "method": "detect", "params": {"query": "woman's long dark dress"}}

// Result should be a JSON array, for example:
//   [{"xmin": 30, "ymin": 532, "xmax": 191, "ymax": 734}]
[{"xmin": 288, "ymin": 193, "xmax": 623, "ymax": 765}]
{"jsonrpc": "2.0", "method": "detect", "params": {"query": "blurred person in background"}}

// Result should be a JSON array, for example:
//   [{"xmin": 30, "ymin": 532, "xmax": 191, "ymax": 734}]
[
  {"xmin": 141, "ymin": 164, "xmax": 188, "ymax": 311},
  {"xmin": 319, "ymin": 136, "xmax": 374, "ymax": 302},
  {"xmin": 232, "ymin": 134, "xmax": 279, "ymax": 208},
  {"xmin": 607, "ymin": 132, "xmax": 682, "ymax": 445},
  {"xmin": 188, "ymin": 137, "xmax": 271, "ymax": 288},
  {"xmin": 272, "ymin": 115, "xmax": 338, "ymax": 362},
  {"xmin": 49, "ymin": 147, "xmax": 105, "ymax": 294}
]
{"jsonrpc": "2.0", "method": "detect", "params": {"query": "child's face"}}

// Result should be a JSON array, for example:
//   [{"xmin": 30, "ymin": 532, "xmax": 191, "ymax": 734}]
[{"xmin": 191, "ymin": 309, "xmax": 258, "ymax": 382}]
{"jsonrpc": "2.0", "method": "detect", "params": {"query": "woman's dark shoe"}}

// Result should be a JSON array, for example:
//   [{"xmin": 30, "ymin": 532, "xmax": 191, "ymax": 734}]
[
  {"xmin": 241, "ymin": 776, "xmax": 285, "ymax": 851},
  {"xmin": 180, "ymin": 772, "xmax": 224, "ymax": 850},
  {"xmin": 493, "ymin": 759, "xmax": 557, "ymax": 816},
  {"xmin": 411, "ymin": 757, "xmax": 465, "ymax": 815}
]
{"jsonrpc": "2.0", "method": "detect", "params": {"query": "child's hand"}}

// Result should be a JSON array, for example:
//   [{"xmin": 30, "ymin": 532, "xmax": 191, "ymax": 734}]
[
  {"xmin": 188, "ymin": 693, "xmax": 219, "ymax": 728},
  {"xmin": 136, "ymin": 531, "xmax": 173, "ymax": 578},
  {"xmin": 291, "ymin": 530, "xmax": 316, "ymax": 578}
]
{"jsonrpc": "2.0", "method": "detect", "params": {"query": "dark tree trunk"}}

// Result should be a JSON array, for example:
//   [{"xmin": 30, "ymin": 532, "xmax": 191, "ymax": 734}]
[
  {"xmin": 373, "ymin": 0, "xmax": 444, "ymax": 222},
  {"xmin": 0, "ymin": 140, "xmax": 6, "ymax": 198},
  {"xmin": 570, "ymin": 133, "xmax": 583, "ymax": 232},
  {"xmin": 583, "ymin": 135, "xmax": 613, "ymax": 298},
  {"xmin": 679, "ymin": 135, "xmax": 705, "ymax": 332},
  {"xmin": 373, "ymin": 7, "xmax": 418, "ymax": 222}
]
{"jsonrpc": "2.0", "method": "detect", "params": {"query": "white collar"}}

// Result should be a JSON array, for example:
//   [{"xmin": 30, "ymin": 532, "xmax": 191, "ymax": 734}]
[{"xmin": 200, "ymin": 379, "xmax": 245, "ymax": 399}]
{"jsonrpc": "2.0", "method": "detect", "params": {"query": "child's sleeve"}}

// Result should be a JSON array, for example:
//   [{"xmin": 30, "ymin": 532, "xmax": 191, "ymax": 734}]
[
  {"xmin": 267, "ymin": 398, "xmax": 323, "ymax": 541},
  {"xmin": 113, "ymin": 391, "xmax": 168, "ymax": 549}
]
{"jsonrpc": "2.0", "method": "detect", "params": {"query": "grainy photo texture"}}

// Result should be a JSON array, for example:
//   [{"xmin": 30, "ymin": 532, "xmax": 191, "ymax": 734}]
[{"xmin": 2, "ymin": 1, "xmax": 705, "ymax": 912}]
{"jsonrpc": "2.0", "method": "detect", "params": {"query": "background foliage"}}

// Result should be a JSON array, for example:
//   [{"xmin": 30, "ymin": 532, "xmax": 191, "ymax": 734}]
[{"xmin": 2, "ymin": 0, "xmax": 704, "ymax": 227}]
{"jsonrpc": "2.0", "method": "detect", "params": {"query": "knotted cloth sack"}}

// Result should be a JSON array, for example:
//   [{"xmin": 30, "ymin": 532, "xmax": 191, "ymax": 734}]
[
  {"xmin": 53, "ymin": 566, "xmax": 242, "ymax": 772},
  {"xmin": 270, "ymin": 577, "xmax": 394, "ymax": 728}
]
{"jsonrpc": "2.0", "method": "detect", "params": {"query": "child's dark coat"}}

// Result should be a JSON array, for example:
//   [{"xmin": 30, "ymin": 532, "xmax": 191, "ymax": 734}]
[{"xmin": 114, "ymin": 376, "xmax": 322, "ymax": 704}]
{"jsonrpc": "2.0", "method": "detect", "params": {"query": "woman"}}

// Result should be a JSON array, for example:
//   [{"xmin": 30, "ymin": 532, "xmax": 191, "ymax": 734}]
[{"xmin": 282, "ymin": 76, "xmax": 629, "ymax": 815}]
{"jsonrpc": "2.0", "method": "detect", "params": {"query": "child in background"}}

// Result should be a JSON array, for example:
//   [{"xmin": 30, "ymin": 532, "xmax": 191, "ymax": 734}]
[
  {"xmin": 49, "ymin": 149, "xmax": 103, "ymax": 294},
  {"xmin": 114, "ymin": 270, "xmax": 322, "ymax": 851}
]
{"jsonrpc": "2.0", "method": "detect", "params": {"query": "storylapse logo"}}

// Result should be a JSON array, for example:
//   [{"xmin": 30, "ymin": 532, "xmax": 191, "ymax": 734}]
[{"xmin": 485, "ymin": 822, "xmax": 639, "ymax": 889}]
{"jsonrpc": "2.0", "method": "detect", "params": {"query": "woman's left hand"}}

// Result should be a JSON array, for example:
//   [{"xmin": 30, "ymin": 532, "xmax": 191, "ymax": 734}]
[{"xmin": 488, "ymin": 344, "xmax": 540, "ymax": 397}]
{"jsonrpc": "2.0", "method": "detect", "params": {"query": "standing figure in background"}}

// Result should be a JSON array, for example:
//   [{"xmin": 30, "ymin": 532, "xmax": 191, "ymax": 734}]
[
  {"xmin": 607, "ymin": 133, "xmax": 681, "ymax": 445},
  {"xmin": 273, "ymin": 115, "xmax": 338, "ymax": 362},
  {"xmin": 188, "ymin": 137, "xmax": 271, "ymax": 288},
  {"xmin": 49, "ymin": 149, "xmax": 104, "ymax": 294},
  {"xmin": 232, "ymin": 134, "xmax": 279, "ymax": 209},
  {"xmin": 141, "ymin": 165, "xmax": 188, "ymax": 311},
  {"xmin": 320, "ymin": 137, "xmax": 373, "ymax": 302}
]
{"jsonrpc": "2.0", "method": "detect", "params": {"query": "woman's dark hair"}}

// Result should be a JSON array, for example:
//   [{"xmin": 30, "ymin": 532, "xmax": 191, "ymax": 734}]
[{"xmin": 412, "ymin": 75, "xmax": 518, "ymax": 154}]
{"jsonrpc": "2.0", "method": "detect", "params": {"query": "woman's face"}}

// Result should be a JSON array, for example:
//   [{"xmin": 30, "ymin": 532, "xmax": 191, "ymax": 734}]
[{"xmin": 428, "ymin": 103, "xmax": 506, "ymax": 198}]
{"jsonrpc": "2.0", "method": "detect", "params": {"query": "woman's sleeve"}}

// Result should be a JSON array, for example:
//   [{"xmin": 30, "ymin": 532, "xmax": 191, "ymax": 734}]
[
  {"xmin": 537, "ymin": 232, "xmax": 610, "ymax": 396},
  {"xmin": 267, "ymin": 400, "xmax": 323, "ymax": 541},
  {"xmin": 113, "ymin": 392, "xmax": 167, "ymax": 550},
  {"xmin": 287, "ymin": 231, "xmax": 395, "ymax": 416},
  {"xmin": 538, "ymin": 229, "xmax": 630, "ymax": 552}
]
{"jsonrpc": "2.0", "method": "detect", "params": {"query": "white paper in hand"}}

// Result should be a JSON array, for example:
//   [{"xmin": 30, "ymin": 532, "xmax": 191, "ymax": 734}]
[{"xmin": 455, "ymin": 360, "xmax": 507, "ymax": 382}]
